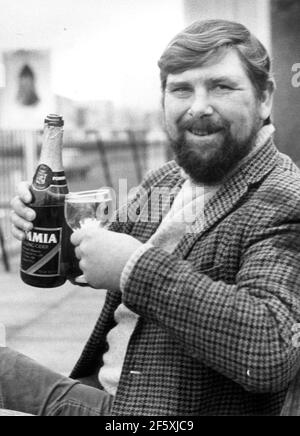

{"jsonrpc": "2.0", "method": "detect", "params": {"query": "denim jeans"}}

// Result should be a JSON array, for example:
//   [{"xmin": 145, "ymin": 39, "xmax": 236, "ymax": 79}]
[
  {"xmin": 0, "ymin": 347, "xmax": 114, "ymax": 416},
  {"xmin": 280, "ymin": 369, "xmax": 300, "ymax": 416}
]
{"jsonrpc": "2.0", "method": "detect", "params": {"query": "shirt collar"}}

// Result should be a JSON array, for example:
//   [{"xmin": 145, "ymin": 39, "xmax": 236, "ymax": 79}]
[{"xmin": 237, "ymin": 123, "xmax": 276, "ymax": 170}]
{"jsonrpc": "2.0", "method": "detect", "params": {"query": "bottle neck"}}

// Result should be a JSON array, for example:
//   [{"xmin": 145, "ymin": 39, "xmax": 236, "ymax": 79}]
[{"xmin": 39, "ymin": 125, "xmax": 64, "ymax": 172}]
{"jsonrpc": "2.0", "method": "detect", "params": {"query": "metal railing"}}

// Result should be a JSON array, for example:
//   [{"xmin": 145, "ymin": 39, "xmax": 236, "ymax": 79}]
[
  {"xmin": 0, "ymin": 129, "xmax": 169, "ymax": 269},
  {"xmin": 0, "ymin": 131, "xmax": 35, "ymax": 270}
]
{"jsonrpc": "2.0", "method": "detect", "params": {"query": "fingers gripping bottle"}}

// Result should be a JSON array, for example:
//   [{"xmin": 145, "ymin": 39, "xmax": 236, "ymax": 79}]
[{"xmin": 21, "ymin": 114, "xmax": 69, "ymax": 288}]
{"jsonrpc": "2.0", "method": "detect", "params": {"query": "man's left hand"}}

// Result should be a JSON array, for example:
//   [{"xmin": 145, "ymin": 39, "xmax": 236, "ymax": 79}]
[{"xmin": 71, "ymin": 226, "xmax": 142, "ymax": 290}]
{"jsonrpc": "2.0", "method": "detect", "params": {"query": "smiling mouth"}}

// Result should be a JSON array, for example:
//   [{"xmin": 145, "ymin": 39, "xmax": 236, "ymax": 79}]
[{"xmin": 187, "ymin": 129, "xmax": 222, "ymax": 137}]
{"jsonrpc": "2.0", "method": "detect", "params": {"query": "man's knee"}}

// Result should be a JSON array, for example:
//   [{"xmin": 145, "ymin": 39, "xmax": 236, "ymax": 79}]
[
  {"xmin": 0, "ymin": 347, "xmax": 21, "ymax": 368},
  {"xmin": 0, "ymin": 347, "xmax": 32, "ymax": 384}
]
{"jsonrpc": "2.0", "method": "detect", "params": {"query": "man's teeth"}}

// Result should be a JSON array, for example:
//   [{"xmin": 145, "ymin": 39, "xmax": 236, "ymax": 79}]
[
  {"xmin": 189, "ymin": 129, "xmax": 220, "ymax": 136},
  {"xmin": 191, "ymin": 130, "xmax": 210, "ymax": 136}
]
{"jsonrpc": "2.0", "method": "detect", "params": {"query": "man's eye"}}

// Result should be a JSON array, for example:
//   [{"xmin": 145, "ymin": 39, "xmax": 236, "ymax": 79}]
[
  {"xmin": 172, "ymin": 87, "xmax": 192, "ymax": 94},
  {"xmin": 214, "ymin": 84, "xmax": 233, "ymax": 91}
]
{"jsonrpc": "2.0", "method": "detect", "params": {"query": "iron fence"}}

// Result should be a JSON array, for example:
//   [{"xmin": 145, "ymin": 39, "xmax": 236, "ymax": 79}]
[{"xmin": 0, "ymin": 129, "xmax": 169, "ymax": 269}]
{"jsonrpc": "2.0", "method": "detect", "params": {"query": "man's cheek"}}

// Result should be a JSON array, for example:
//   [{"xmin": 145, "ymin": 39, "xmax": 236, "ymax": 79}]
[
  {"xmin": 228, "ymin": 117, "xmax": 247, "ymax": 140},
  {"xmin": 165, "ymin": 119, "xmax": 177, "ymax": 140}
]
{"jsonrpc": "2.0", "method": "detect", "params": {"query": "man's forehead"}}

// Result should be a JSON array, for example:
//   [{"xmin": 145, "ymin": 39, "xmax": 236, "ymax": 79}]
[{"xmin": 166, "ymin": 49, "xmax": 249, "ymax": 85}]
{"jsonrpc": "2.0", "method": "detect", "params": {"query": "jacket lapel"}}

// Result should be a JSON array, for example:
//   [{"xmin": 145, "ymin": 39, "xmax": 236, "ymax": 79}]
[
  {"xmin": 138, "ymin": 163, "xmax": 185, "ymax": 234},
  {"xmin": 174, "ymin": 139, "xmax": 279, "ymax": 258}
]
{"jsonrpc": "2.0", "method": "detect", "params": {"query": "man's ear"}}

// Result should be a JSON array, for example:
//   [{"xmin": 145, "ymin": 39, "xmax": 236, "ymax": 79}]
[{"xmin": 258, "ymin": 79, "xmax": 276, "ymax": 122}]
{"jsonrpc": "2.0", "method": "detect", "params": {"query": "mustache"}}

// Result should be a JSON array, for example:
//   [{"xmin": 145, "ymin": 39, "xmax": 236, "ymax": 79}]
[{"xmin": 178, "ymin": 116, "xmax": 229, "ymax": 133}]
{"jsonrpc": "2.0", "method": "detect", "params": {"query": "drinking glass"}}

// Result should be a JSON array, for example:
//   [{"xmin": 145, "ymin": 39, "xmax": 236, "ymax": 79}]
[{"xmin": 65, "ymin": 189, "xmax": 113, "ymax": 284}]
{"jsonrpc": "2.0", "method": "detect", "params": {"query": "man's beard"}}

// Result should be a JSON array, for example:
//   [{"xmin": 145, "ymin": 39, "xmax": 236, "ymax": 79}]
[{"xmin": 168, "ymin": 116, "xmax": 260, "ymax": 185}]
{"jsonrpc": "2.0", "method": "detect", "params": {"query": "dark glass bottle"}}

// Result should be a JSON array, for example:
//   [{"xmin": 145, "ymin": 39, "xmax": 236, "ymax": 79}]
[{"xmin": 20, "ymin": 114, "xmax": 69, "ymax": 288}]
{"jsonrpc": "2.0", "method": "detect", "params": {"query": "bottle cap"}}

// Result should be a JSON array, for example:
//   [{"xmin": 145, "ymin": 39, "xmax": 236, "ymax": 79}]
[{"xmin": 45, "ymin": 114, "xmax": 64, "ymax": 127}]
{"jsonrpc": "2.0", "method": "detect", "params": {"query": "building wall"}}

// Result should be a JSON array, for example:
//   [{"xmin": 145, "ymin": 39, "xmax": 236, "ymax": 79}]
[
  {"xmin": 183, "ymin": 0, "xmax": 300, "ymax": 161},
  {"xmin": 183, "ymin": 0, "xmax": 271, "ymax": 49},
  {"xmin": 271, "ymin": 0, "xmax": 300, "ymax": 162}
]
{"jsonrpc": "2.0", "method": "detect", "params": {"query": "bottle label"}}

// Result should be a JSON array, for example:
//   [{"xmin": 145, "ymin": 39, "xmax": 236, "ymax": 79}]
[
  {"xmin": 21, "ymin": 227, "xmax": 62, "ymax": 277},
  {"xmin": 33, "ymin": 164, "xmax": 53, "ymax": 191}
]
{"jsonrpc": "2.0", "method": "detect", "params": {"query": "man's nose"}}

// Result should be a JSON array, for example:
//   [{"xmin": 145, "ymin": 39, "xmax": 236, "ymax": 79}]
[{"xmin": 188, "ymin": 89, "xmax": 213, "ymax": 117}]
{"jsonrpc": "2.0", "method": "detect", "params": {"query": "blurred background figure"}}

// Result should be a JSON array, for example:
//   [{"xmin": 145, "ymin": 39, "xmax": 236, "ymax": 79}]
[
  {"xmin": 17, "ymin": 65, "xmax": 40, "ymax": 107},
  {"xmin": 0, "ymin": 0, "xmax": 300, "ymax": 376}
]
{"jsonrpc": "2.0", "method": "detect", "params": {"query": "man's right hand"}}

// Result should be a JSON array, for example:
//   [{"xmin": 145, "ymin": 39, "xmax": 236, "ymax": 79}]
[{"xmin": 10, "ymin": 182, "xmax": 36, "ymax": 241}]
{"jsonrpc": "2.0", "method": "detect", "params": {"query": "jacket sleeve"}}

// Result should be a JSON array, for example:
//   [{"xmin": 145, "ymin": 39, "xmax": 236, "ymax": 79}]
[{"xmin": 122, "ymin": 220, "xmax": 300, "ymax": 394}]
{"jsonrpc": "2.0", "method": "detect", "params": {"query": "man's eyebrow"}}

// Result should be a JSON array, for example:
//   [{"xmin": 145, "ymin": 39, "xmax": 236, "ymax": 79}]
[
  {"xmin": 166, "ymin": 75, "xmax": 244, "ymax": 89},
  {"xmin": 207, "ymin": 75, "xmax": 243, "ymax": 85},
  {"xmin": 166, "ymin": 80, "xmax": 192, "ymax": 89}
]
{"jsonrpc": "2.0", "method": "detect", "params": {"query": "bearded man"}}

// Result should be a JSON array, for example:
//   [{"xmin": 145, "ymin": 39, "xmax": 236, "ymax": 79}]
[{"xmin": 8, "ymin": 19, "xmax": 300, "ymax": 416}]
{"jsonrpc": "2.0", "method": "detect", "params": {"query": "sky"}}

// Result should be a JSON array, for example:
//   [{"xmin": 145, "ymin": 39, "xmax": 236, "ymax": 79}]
[{"xmin": 0, "ymin": 0, "xmax": 184, "ymax": 108}]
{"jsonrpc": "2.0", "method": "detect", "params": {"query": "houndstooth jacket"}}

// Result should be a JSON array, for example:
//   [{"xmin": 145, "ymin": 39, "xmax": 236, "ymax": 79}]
[{"xmin": 71, "ymin": 139, "xmax": 300, "ymax": 416}]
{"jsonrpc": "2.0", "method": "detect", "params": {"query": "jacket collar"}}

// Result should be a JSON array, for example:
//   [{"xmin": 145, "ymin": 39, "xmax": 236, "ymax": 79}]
[{"xmin": 172, "ymin": 138, "xmax": 279, "ymax": 257}]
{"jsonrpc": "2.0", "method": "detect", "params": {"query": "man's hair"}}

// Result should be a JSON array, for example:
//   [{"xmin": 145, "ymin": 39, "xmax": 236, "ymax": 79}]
[{"xmin": 158, "ymin": 19, "xmax": 273, "ymax": 99}]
